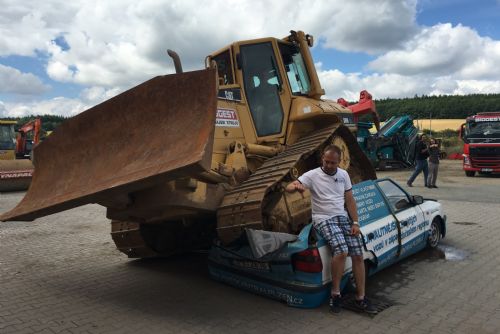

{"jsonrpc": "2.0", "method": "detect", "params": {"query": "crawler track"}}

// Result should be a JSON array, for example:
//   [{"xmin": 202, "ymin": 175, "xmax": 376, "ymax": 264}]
[{"xmin": 216, "ymin": 124, "xmax": 375, "ymax": 243}]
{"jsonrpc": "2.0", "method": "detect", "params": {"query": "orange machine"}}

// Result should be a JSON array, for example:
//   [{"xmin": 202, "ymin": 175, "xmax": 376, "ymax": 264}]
[
  {"xmin": 0, "ymin": 120, "xmax": 33, "ymax": 191},
  {"xmin": 337, "ymin": 90, "xmax": 380, "ymax": 132},
  {"xmin": 16, "ymin": 118, "xmax": 42, "ymax": 159}
]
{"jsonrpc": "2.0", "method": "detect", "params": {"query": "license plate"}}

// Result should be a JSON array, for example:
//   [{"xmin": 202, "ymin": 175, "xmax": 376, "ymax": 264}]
[
  {"xmin": 232, "ymin": 259, "xmax": 270, "ymax": 271},
  {"xmin": 481, "ymin": 168, "xmax": 493, "ymax": 172}
]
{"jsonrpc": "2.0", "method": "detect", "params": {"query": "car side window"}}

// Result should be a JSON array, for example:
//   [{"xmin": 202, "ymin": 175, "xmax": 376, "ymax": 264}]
[{"xmin": 377, "ymin": 180, "xmax": 412, "ymax": 212}]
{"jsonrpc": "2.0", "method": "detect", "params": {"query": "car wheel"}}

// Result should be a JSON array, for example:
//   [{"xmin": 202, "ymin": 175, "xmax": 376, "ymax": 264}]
[
  {"xmin": 427, "ymin": 218, "xmax": 441, "ymax": 248},
  {"xmin": 465, "ymin": 171, "xmax": 475, "ymax": 177}
]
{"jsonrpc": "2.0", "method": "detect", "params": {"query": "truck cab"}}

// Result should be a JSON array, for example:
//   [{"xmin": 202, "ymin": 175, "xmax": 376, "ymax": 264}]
[{"xmin": 460, "ymin": 112, "xmax": 500, "ymax": 177}]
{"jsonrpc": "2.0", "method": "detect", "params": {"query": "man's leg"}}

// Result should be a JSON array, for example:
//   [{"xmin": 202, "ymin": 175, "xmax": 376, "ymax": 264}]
[
  {"xmin": 342, "ymin": 217, "xmax": 377, "ymax": 314},
  {"xmin": 331, "ymin": 253, "xmax": 347, "ymax": 295},
  {"xmin": 433, "ymin": 164, "xmax": 439, "ymax": 186},
  {"xmin": 315, "ymin": 218, "xmax": 348, "ymax": 313},
  {"xmin": 351, "ymin": 255, "xmax": 365, "ymax": 299},
  {"xmin": 428, "ymin": 162, "xmax": 436, "ymax": 187},
  {"xmin": 407, "ymin": 159, "xmax": 423, "ymax": 185},
  {"xmin": 423, "ymin": 160, "xmax": 429, "ymax": 186}
]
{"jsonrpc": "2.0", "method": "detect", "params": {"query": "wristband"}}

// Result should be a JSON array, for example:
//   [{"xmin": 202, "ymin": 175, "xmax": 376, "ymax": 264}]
[{"xmin": 352, "ymin": 221, "xmax": 359, "ymax": 226}]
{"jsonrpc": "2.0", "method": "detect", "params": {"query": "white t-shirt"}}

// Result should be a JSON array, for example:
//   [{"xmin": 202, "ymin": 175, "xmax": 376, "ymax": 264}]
[{"xmin": 298, "ymin": 167, "xmax": 352, "ymax": 223}]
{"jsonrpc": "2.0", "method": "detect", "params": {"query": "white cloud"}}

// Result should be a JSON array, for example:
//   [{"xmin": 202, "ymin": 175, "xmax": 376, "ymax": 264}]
[
  {"xmin": 368, "ymin": 23, "xmax": 500, "ymax": 80},
  {"xmin": 1, "ymin": 97, "xmax": 87, "ymax": 118},
  {"xmin": 319, "ymin": 69, "xmax": 431, "ymax": 100},
  {"xmin": 311, "ymin": 0, "xmax": 418, "ymax": 53},
  {"xmin": 0, "ymin": 0, "xmax": 421, "ymax": 88},
  {"xmin": 79, "ymin": 86, "xmax": 122, "ymax": 104},
  {"xmin": 1, "ymin": 0, "xmax": 500, "ymax": 117},
  {"xmin": 0, "ymin": 64, "xmax": 49, "ymax": 95},
  {"xmin": 438, "ymin": 79, "xmax": 500, "ymax": 95},
  {"xmin": 0, "ymin": 1, "xmax": 77, "ymax": 56},
  {"xmin": 0, "ymin": 101, "xmax": 6, "ymax": 117}
]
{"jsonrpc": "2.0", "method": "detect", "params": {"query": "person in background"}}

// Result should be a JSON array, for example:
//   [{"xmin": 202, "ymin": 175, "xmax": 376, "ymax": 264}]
[
  {"xmin": 427, "ymin": 138, "xmax": 440, "ymax": 188},
  {"xmin": 407, "ymin": 134, "xmax": 429, "ymax": 187}
]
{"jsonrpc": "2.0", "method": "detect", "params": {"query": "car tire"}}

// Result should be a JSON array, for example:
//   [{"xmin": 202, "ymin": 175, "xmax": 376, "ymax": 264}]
[
  {"xmin": 427, "ymin": 218, "xmax": 441, "ymax": 248},
  {"xmin": 465, "ymin": 171, "xmax": 475, "ymax": 177}
]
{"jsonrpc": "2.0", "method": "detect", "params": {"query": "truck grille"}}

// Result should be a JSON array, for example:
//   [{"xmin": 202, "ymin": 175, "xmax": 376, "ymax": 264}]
[{"xmin": 470, "ymin": 146, "xmax": 500, "ymax": 168}]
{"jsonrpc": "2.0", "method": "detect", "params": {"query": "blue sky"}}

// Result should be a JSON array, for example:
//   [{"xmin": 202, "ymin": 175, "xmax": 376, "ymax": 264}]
[{"xmin": 1, "ymin": 0, "xmax": 500, "ymax": 117}]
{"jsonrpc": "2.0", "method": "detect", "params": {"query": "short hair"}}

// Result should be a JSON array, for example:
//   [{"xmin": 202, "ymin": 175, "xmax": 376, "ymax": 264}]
[{"xmin": 322, "ymin": 144, "xmax": 342, "ymax": 157}]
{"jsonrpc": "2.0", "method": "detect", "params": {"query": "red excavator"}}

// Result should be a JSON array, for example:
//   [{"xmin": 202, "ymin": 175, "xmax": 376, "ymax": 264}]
[
  {"xmin": 16, "ymin": 118, "xmax": 42, "ymax": 159},
  {"xmin": 337, "ymin": 90, "xmax": 380, "ymax": 132}
]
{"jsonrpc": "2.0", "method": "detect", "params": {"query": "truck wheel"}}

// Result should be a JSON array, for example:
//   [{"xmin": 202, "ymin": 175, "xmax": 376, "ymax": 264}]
[
  {"xmin": 465, "ymin": 171, "xmax": 475, "ymax": 177},
  {"xmin": 427, "ymin": 218, "xmax": 441, "ymax": 248}
]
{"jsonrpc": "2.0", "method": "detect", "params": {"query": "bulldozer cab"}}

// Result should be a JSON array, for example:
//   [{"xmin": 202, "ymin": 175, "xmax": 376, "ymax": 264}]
[
  {"xmin": 0, "ymin": 121, "xmax": 17, "ymax": 160},
  {"xmin": 209, "ymin": 31, "xmax": 329, "ymax": 146}
]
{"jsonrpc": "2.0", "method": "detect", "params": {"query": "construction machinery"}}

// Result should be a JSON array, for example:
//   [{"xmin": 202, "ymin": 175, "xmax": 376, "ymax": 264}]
[
  {"xmin": 338, "ymin": 91, "xmax": 418, "ymax": 170},
  {"xmin": 16, "ymin": 118, "xmax": 42, "ymax": 159},
  {"xmin": 337, "ymin": 90, "xmax": 380, "ymax": 133},
  {"xmin": 1, "ymin": 30, "xmax": 376, "ymax": 258},
  {"xmin": 460, "ymin": 112, "xmax": 500, "ymax": 177},
  {"xmin": 0, "ymin": 120, "xmax": 34, "ymax": 191}
]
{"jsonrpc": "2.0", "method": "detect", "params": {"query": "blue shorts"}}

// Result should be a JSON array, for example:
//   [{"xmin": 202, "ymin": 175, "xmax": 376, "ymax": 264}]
[{"xmin": 314, "ymin": 216, "xmax": 364, "ymax": 256}]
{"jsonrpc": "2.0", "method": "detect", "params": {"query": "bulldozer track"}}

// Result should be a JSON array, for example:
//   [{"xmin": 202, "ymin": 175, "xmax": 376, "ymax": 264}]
[
  {"xmin": 110, "ymin": 123, "xmax": 371, "ymax": 257},
  {"xmin": 216, "ymin": 124, "xmax": 343, "ymax": 241},
  {"xmin": 110, "ymin": 221, "xmax": 159, "ymax": 258}
]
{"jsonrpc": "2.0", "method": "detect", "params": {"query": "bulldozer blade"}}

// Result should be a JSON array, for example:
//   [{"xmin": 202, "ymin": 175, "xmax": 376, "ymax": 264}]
[{"xmin": 1, "ymin": 69, "xmax": 217, "ymax": 222}]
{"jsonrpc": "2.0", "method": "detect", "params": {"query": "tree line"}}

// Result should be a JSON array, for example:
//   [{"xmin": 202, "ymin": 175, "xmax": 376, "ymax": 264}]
[
  {"xmin": 375, "ymin": 93, "xmax": 500, "ymax": 121},
  {"xmin": 3, "ymin": 115, "xmax": 67, "ymax": 133}
]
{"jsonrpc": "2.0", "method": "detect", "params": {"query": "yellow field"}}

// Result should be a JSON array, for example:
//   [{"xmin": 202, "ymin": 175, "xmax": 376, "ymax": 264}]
[
  {"xmin": 413, "ymin": 119, "xmax": 464, "ymax": 131},
  {"xmin": 370, "ymin": 119, "xmax": 464, "ymax": 133}
]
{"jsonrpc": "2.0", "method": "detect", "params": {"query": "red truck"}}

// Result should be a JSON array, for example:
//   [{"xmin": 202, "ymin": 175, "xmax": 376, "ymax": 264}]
[{"xmin": 460, "ymin": 112, "xmax": 500, "ymax": 177}]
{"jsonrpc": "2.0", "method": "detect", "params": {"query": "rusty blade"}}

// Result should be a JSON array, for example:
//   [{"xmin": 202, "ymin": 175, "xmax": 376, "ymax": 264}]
[{"xmin": 1, "ymin": 69, "xmax": 217, "ymax": 221}]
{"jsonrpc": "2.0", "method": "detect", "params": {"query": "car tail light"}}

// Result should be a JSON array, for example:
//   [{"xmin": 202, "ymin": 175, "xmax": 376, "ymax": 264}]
[{"xmin": 292, "ymin": 248, "xmax": 323, "ymax": 273}]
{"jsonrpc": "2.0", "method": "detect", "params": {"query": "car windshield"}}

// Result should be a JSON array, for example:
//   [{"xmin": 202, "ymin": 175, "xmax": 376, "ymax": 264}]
[
  {"xmin": 466, "ymin": 120, "xmax": 500, "ymax": 142},
  {"xmin": 0, "ymin": 124, "xmax": 15, "ymax": 150},
  {"xmin": 278, "ymin": 42, "xmax": 311, "ymax": 96}
]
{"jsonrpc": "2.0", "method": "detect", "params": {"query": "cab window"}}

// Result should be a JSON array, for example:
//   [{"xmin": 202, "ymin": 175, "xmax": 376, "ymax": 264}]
[
  {"xmin": 0, "ymin": 124, "xmax": 15, "ymax": 150},
  {"xmin": 212, "ymin": 50, "xmax": 234, "ymax": 85},
  {"xmin": 278, "ymin": 42, "xmax": 311, "ymax": 96},
  {"xmin": 377, "ymin": 180, "xmax": 412, "ymax": 211},
  {"xmin": 240, "ymin": 42, "xmax": 284, "ymax": 137}
]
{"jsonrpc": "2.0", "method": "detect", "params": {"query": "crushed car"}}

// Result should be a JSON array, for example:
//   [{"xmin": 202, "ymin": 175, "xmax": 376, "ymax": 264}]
[{"xmin": 208, "ymin": 178, "xmax": 446, "ymax": 308}]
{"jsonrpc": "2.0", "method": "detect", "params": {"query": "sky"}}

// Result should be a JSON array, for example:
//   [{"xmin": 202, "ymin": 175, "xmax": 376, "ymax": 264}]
[{"xmin": 1, "ymin": 0, "xmax": 500, "ymax": 118}]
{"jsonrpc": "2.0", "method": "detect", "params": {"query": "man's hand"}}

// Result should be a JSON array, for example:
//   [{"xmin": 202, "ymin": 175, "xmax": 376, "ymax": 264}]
[
  {"xmin": 285, "ymin": 180, "xmax": 306, "ymax": 193},
  {"xmin": 350, "ymin": 224, "xmax": 361, "ymax": 236}
]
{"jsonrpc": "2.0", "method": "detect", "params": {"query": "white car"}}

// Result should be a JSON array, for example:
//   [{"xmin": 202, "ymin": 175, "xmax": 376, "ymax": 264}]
[{"xmin": 208, "ymin": 178, "xmax": 447, "ymax": 308}]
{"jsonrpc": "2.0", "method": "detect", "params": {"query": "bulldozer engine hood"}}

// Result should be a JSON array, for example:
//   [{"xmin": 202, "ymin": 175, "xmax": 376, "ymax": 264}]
[{"xmin": 288, "ymin": 97, "xmax": 352, "ymax": 123}]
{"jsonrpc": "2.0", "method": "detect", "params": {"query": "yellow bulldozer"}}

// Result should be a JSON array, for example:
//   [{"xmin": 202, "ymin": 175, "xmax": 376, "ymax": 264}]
[
  {"xmin": 1, "ymin": 30, "xmax": 376, "ymax": 257},
  {"xmin": 0, "ymin": 120, "xmax": 34, "ymax": 191}
]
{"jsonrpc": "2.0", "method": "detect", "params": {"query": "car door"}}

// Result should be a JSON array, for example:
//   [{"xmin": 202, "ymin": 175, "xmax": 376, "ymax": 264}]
[
  {"xmin": 376, "ymin": 179, "xmax": 426, "ymax": 258},
  {"xmin": 353, "ymin": 181, "xmax": 400, "ymax": 271}
]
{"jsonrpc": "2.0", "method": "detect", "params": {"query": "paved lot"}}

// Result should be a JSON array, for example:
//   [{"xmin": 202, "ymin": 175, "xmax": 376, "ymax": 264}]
[{"xmin": 1, "ymin": 160, "xmax": 500, "ymax": 334}]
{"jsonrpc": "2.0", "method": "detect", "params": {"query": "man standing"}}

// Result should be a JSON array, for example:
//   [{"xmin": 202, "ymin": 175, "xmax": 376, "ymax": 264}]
[
  {"xmin": 285, "ymin": 145, "xmax": 376, "ymax": 314},
  {"xmin": 407, "ymin": 134, "xmax": 429, "ymax": 187}
]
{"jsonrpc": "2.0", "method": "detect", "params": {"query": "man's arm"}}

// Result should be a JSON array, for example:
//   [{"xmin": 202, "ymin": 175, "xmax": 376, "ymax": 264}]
[
  {"xmin": 285, "ymin": 180, "xmax": 306, "ymax": 193},
  {"xmin": 345, "ymin": 189, "xmax": 361, "ymax": 236},
  {"xmin": 420, "ymin": 142, "xmax": 429, "ymax": 153}
]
